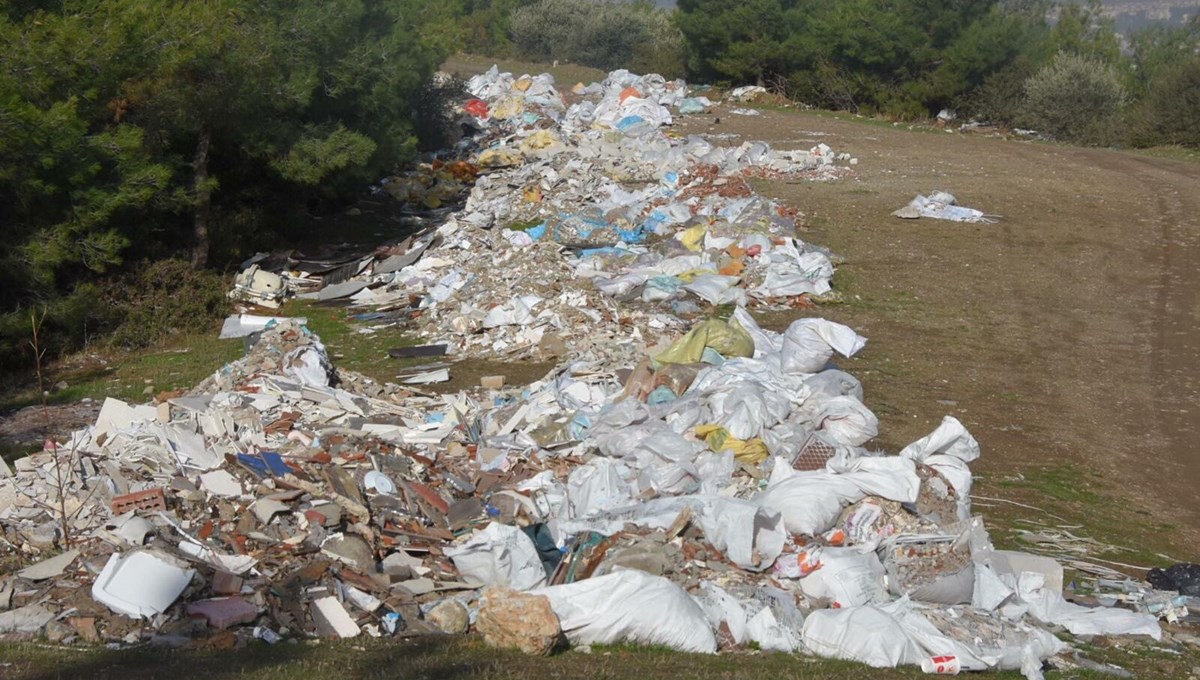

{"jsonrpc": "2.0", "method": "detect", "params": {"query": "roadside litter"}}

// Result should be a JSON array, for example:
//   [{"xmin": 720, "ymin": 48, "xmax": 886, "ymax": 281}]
[
  {"xmin": 1, "ymin": 66, "xmax": 1185, "ymax": 679},
  {"xmin": 893, "ymin": 191, "xmax": 998, "ymax": 223}
]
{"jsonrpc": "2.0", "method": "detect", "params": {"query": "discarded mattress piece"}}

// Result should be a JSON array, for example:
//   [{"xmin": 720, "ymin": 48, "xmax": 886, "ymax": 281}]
[{"xmin": 0, "ymin": 65, "xmax": 1178, "ymax": 678}]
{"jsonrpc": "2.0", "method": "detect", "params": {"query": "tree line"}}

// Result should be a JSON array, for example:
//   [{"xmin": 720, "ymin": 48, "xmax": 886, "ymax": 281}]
[
  {"xmin": 2, "ymin": 0, "xmax": 1197, "ymax": 375},
  {"xmin": 487, "ymin": 0, "xmax": 1198, "ymax": 147},
  {"xmin": 1, "ymin": 1, "xmax": 458, "ymax": 370}
]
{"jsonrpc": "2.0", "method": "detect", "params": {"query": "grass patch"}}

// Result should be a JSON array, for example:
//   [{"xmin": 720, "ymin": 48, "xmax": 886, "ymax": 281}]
[
  {"xmin": 978, "ymin": 465, "xmax": 1185, "ymax": 567},
  {"xmin": 0, "ymin": 636, "xmax": 994, "ymax": 680},
  {"xmin": 282, "ymin": 300, "xmax": 416, "ymax": 381},
  {"xmin": 997, "ymin": 465, "xmax": 1101, "ymax": 505},
  {"xmin": 4, "ymin": 634, "xmax": 1194, "ymax": 679},
  {"xmin": 0, "ymin": 329, "xmax": 242, "ymax": 413},
  {"xmin": 1133, "ymin": 144, "xmax": 1200, "ymax": 164}
]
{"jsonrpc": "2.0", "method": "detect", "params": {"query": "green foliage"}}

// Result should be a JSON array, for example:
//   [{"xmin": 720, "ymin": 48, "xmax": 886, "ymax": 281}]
[
  {"xmin": 1127, "ymin": 17, "xmax": 1200, "ymax": 98},
  {"xmin": 1047, "ymin": 0, "xmax": 1123, "ymax": 64},
  {"xmin": 0, "ymin": 0, "xmax": 460, "ymax": 372},
  {"xmin": 105, "ymin": 259, "xmax": 230, "ymax": 350},
  {"xmin": 0, "ymin": 285, "xmax": 111, "ymax": 374},
  {"xmin": 679, "ymin": 0, "xmax": 1045, "ymax": 115},
  {"xmin": 272, "ymin": 127, "xmax": 378, "ymax": 186},
  {"xmin": 1131, "ymin": 54, "xmax": 1200, "ymax": 148},
  {"xmin": 1021, "ymin": 51, "xmax": 1127, "ymax": 144},
  {"xmin": 411, "ymin": 75, "xmax": 470, "ymax": 153},
  {"xmin": 510, "ymin": 0, "xmax": 685, "ymax": 76},
  {"xmin": 675, "ymin": 0, "xmax": 793, "ymax": 85},
  {"xmin": 459, "ymin": 0, "xmax": 537, "ymax": 56}
]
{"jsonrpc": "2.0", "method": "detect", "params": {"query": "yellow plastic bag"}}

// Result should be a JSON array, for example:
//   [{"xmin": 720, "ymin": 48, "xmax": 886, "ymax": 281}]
[
  {"xmin": 491, "ymin": 96, "xmax": 525, "ymax": 120},
  {"xmin": 677, "ymin": 224, "xmax": 706, "ymax": 252},
  {"xmin": 519, "ymin": 130, "xmax": 563, "ymax": 157},
  {"xmin": 477, "ymin": 147, "xmax": 523, "ymax": 168},
  {"xmin": 655, "ymin": 318, "xmax": 754, "ymax": 365},
  {"xmin": 694, "ymin": 424, "xmax": 769, "ymax": 463}
]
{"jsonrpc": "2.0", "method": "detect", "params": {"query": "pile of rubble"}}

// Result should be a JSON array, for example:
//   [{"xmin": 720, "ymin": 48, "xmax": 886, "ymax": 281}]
[
  {"xmin": 229, "ymin": 67, "xmax": 852, "ymax": 364},
  {"xmin": 1, "ymin": 66, "xmax": 1190, "ymax": 679}
]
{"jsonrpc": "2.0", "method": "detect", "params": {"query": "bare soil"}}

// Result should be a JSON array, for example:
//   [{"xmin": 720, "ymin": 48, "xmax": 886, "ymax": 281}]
[{"xmin": 681, "ymin": 109, "xmax": 1200, "ymax": 557}]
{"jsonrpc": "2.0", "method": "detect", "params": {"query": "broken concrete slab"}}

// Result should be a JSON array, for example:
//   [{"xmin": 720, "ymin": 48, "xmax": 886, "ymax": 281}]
[
  {"xmin": 311, "ymin": 596, "xmax": 360, "ymax": 638},
  {"xmin": 17, "ymin": 549, "xmax": 80, "ymax": 581},
  {"xmin": 0, "ymin": 603, "xmax": 55, "ymax": 634}
]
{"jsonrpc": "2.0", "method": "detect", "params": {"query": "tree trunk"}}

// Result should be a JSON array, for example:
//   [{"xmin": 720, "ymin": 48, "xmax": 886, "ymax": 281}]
[{"xmin": 191, "ymin": 125, "xmax": 212, "ymax": 269}]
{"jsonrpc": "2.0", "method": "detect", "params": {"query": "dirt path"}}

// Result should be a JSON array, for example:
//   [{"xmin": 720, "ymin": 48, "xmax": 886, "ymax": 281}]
[{"xmin": 682, "ymin": 111, "xmax": 1200, "ymax": 557}]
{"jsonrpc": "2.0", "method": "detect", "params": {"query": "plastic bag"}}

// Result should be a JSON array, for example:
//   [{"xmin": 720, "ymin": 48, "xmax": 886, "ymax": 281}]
[
  {"xmin": 446, "ymin": 522, "xmax": 547, "ymax": 591},
  {"xmin": 901, "ymin": 416, "xmax": 979, "ymax": 520},
  {"xmin": 780, "ymin": 318, "xmax": 867, "ymax": 374},
  {"xmin": 535, "ymin": 570, "xmax": 717, "ymax": 653},
  {"xmin": 756, "ymin": 457, "xmax": 920, "ymax": 536},
  {"xmin": 656, "ymin": 318, "xmax": 754, "ymax": 365},
  {"xmin": 694, "ymin": 424, "xmax": 769, "ymax": 464}
]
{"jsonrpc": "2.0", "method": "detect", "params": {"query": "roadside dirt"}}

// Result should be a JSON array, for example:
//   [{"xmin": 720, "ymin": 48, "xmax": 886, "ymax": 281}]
[{"xmin": 683, "ymin": 110, "xmax": 1200, "ymax": 557}]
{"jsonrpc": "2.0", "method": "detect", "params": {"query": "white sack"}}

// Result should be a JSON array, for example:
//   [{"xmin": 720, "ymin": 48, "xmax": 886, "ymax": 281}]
[
  {"xmin": 797, "ymin": 546, "xmax": 888, "ymax": 607},
  {"xmin": 556, "ymin": 495, "xmax": 783, "ymax": 571},
  {"xmin": 704, "ymin": 382, "xmax": 790, "ymax": 440},
  {"xmin": 730, "ymin": 306, "xmax": 779, "ymax": 357},
  {"xmin": 535, "ymin": 570, "xmax": 716, "ymax": 653},
  {"xmin": 802, "ymin": 605, "xmax": 926, "ymax": 667},
  {"xmin": 566, "ymin": 457, "xmax": 633, "ymax": 518},
  {"xmin": 446, "ymin": 522, "xmax": 547, "ymax": 591},
  {"xmin": 756, "ymin": 456, "xmax": 920, "ymax": 536},
  {"xmin": 780, "ymin": 318, "xmax": 866, "ymax": 374},
  {"xmin": 804, "ymin": 370, "xmax": 864, "ymax": 402},
  {"xmin": 901, "ymin": 416, "xmax": 980, "ymax": 520},
  {"xmin": 693, "ymin": 581, "xmax": 748, "ymax": 644},
  {"xmin": 813, "ymin": 395, "xmax": 878, "ymax": 447}
]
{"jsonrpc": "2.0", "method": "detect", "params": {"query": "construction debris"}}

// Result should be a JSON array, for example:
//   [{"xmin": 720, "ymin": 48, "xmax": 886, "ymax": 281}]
[
  {"xmin": 0, "ymin": 66, "xmax": 1186, "ymax": 680},
  {"xmin": 893, "ymin": 191, "xmax": 998, "ymax": 223}
]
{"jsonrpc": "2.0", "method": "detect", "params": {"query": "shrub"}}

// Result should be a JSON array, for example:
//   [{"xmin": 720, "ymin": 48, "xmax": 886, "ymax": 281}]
[
  {"xmin": 0, "ymin": 285, "xmax": 113, "ymax": 374},
  {"xmin": 1133, "ymin": 55, "xmax": 1200, "ymax": 148},
  {"xmin": 412, "ymin": 74, "xmax": 469, "ymax": 153},
  {"xmin": 105, "ymin": 259, "xmax": 230, "ymax": 350},
  {"xmin": 1021, "ymin": 52, "xmax": 1128, "ymax": 144},
  {"xmin": 630, "ymin": 13, "xmax": 686, "ymax": 78},
  {"xmin": 510, "ymin": 0, "xmax": 684, "ymax": 76}
]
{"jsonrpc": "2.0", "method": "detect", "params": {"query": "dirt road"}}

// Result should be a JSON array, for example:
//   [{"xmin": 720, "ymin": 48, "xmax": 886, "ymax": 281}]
[{"xmin": 682, "ymin": 110, "xmax": 1200, "ymax": 556}]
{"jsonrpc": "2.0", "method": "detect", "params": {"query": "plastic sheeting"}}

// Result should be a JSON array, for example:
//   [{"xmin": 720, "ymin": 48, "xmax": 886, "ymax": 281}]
[{"xmin": 893, "ymin": 191, "xmax": 996, "ymax": 223}]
